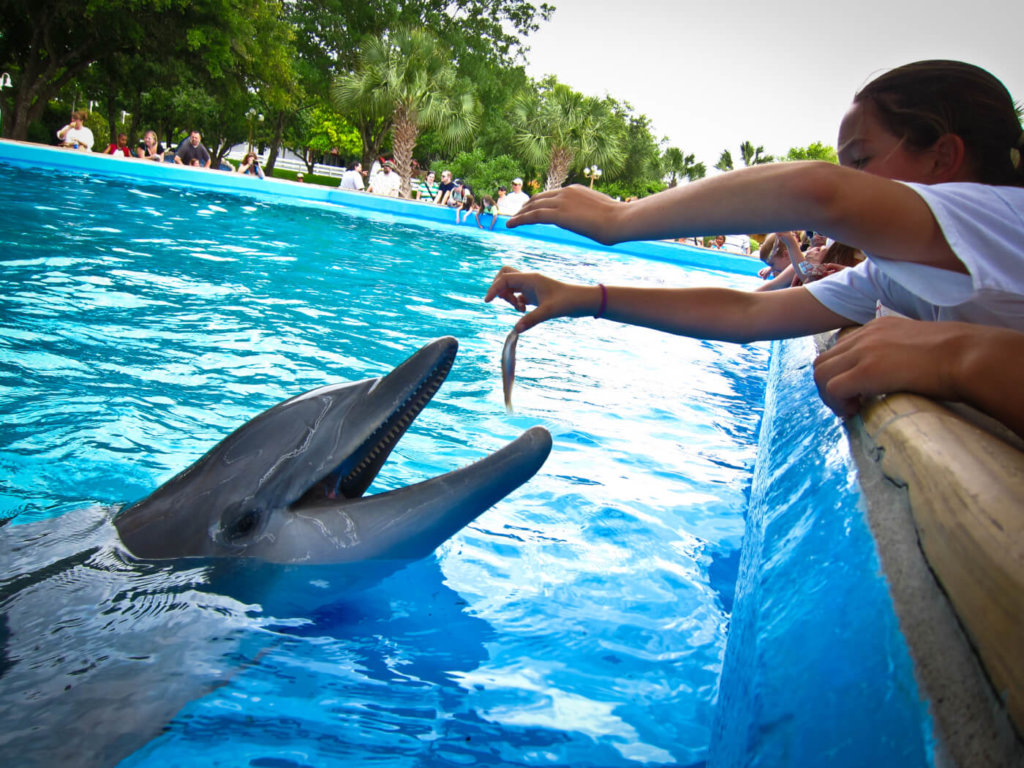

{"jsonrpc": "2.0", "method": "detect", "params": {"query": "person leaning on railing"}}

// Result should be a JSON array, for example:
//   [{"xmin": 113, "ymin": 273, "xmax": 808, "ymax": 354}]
[{"xmin": 485, "ymin": 60, "xmax": 1024, "ymax": 437}]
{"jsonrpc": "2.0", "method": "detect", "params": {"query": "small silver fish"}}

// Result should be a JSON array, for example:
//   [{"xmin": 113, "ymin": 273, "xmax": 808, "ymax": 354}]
[{"xmin": 501, "ymin": 330, "xmax": 519, "ymax": 412}]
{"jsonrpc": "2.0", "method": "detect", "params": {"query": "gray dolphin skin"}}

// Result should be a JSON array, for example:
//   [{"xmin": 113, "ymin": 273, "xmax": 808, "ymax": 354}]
[{"xmin": 115, "ymin": 336, "xmax": 552, "ymax": 563}]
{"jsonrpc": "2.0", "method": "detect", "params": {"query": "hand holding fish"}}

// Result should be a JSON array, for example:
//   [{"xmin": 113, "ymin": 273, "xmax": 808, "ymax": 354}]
[{"xmin": 484, "ymin": 266, "xmax": 605, "ymax": 333}]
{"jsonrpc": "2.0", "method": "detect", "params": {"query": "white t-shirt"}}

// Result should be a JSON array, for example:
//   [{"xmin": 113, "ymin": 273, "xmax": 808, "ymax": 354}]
[
  {"xmin": 59, "ymin": 125, "xmax": 95, "ymax": 150},
  {"xmin": 498, "ymin": 190, "xmax": 530, "ymax": 215},
  {"xmin": 805, "ymin": 182, "xmax": 1024, "ymax": 331},
  {"xmin": 340, "ymin": 170, "xmax": 364, "ymax": 191},
  {"xmin": 370, "ymin": 170, "xmax": 400, "ymax": 197},
  {"xmin": 721, "ymin": 234, "xmax": 750, "ymax": 254}
]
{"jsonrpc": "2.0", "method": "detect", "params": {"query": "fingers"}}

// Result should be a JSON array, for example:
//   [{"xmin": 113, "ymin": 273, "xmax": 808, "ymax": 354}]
[
  {"xmin": 484, "ymin": 266, "xmax": 523, "ymax": 304},
  {"xmin": 515, "ymin": 306, "xmax": 554, "ymax": 334},
  {"xmin": 507, "ymin": 197, "xmax": 565, "ymax": 229}
]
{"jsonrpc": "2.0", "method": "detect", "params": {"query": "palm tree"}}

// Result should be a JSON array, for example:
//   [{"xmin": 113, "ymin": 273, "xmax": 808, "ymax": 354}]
[
  {"xmin": 332, "ymin": 28, "xmax": 479, "ymax": 198},
  {"xmin": 662, "ymin": 147, "xmax": 706, "ymax": 186},
  {"xmin": 511, "ymin": 81, "xmax": 624, "ymax": 191},
  {"xmin": 739, "ymin": 140, "xmax": 774, "ymax": 166},
  {"xmin": 715, "ymin": 149, "xmax": 734, "ymax": 172}
]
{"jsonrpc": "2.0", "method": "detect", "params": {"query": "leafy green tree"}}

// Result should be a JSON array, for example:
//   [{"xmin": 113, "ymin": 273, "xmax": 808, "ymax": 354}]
[
  {"xmin": 0, "ymin": 0, "xmax": 295, "ymax": 141},
  {"xmin": 715, "ymin": 149, "xmax": 734, "ymax": 172},
  {"xmin": 274, "ymin": 0, "xmax": 549, "ymax": 174},
  {"xmin": 290, "ymin": 103, "xmax": 363, "ymax": 172},
  {"xmin": 739, "ymin": 140, "xmax": 774, "ymax": 166},
  {"xmin": 446, "ymin": 148, "xmax": 522, "ymax": 198},
  {"xmin": 597, "ymin": 103, "xmax": 664, "ymax": 196},
  {"xmin": 332, "ymin": 28, "xmax": 479, "ymax": 198},
  {"xmin": 511, "ymin": 80, "xmax": 624, "ymax": 191},
  {"xmin": 662, "ymin": 147, "xmax": 706, "ymax": 186},
  {"xmin": 786, "ymin": 141, "xmax": 839, "ymax": 164}
]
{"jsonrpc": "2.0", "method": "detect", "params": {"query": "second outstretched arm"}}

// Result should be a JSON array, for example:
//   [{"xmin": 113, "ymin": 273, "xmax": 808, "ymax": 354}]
[{"xmin": 484, "ymin": 266, "xmax": 852, "ymax": 343}]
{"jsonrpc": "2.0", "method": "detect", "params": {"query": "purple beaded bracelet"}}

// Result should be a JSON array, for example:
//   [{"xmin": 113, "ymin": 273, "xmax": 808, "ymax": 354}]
[{"xmin": 594, "ymin": 283, "xmax": 608, "ymax": 319}]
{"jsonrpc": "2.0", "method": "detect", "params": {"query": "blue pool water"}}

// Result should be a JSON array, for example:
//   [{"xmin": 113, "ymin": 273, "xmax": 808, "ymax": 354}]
[{"xmin": 0, "ymin": 161, "xmax": 773, "ymax": 766}]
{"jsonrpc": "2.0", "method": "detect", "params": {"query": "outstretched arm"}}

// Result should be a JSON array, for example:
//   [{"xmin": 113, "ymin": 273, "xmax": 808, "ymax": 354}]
[
  {"xmin": 507, "ymin": 163, "xmax": 963, "ymax": 274},
  {"xmin": 814, "ymin": 317, "xmax": 1024, "ymax": 438},
  {"xmin": 484, "ymin": 266, "xmax": 852, "ymax": 342}
]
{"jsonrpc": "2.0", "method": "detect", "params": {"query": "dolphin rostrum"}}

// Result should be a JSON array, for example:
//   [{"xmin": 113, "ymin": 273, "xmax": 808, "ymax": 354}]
[{"xmin": 115, "ymin": 336, "xmax": 552, "ymax": 563}]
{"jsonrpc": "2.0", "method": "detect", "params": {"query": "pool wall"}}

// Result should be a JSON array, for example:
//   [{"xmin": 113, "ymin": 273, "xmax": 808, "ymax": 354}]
[
  {"xmin": 0, "ymin": 139, "xmax": 763, "ymax": 278},
  {"xmin": 708, "ymin": 335, "xmax": 933, "ymax": 767}
]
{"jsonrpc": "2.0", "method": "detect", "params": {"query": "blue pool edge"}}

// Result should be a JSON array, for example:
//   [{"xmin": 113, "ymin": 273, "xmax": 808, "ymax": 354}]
[{"xmin": 0, "ymin": 139, "xmax": 763, "ymax": 278}]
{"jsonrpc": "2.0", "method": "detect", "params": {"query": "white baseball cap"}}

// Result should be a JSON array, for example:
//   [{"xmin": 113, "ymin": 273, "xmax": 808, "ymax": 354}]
[{"xmin": 512, "ymin": 177, "xmax": 523, "ymax": 185}]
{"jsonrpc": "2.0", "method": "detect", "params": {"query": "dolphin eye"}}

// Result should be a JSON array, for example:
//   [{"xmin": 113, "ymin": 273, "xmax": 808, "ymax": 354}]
[{"xmin": 227, "ymin": 509, "xmax": 261, "ymax": 540}]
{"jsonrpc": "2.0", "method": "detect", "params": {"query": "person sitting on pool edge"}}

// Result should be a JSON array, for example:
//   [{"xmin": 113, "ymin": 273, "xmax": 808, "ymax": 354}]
[
  {"xmin": 136, "ymin": 130, "xmax": 164, "ymax": 162},
  {"xmin": 56, "ymin": 111, "xmax": 94, "ymax": 151},
  {"xmin": 237, "ymin": 152, "xmax": 265, "ymax": 179},
  {"xmin": 485, "ymin": 60, "xmax": 1024, "ymax": 431},
  {"xmin": 174, "ymin": 130, "xmax": 212, "ymax": 168}
]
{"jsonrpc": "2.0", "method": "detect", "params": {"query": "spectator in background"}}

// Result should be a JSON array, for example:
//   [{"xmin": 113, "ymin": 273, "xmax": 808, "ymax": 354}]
[
  {"xmin": 434, "ymin": 170, "xmax": 456, "ymax": 205},
  {"xmin": 296, "ymin": 173, "xmax": 305, "ymax": 183},
  {"xmin": 106, "ymin": 133, "xmax": 132, "ymax": 157},
  {"xmin": 415, "ymin": 171, "xmax": 439, "ymax": 201},
  {"xmin": 497, "ymin": 178, "xmax": 530, "ymax": 215},
  {"xmin": 136, "ymin": 130, "xmax": 164, "ymax": 162},
  {"xmin": 56, "ymin": 111, "xmax": 94, "ymax": 151},
  {"xmin": 456, "ymin": 191, "xmax": 476, "ymax": 223},
  {"xmin": 340, "ymin": 161, "xmax": 365, "ymax": 191},
  {"xmin": 368, "ymin": 160, "xmax": 400, "ymax": 196},
  {"xmin": 237, "ymin": 152, "xmax": 265, "ymax": 179},
  {"xmin": 174, "ymin": 130, "xmax": 212, "ymax": 168},
  {"xmin": 446, "ymin": 178, "xmax": 469, "ymax": 209}
]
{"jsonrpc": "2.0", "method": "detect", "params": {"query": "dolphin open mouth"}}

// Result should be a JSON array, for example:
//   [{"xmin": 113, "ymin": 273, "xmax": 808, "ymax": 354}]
[{"xmin": 115, "ymin": 336, "xmax": 552, "ymax": 563}]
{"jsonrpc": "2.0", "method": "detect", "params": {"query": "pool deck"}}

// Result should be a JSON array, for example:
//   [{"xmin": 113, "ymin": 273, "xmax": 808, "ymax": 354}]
[{"xmin": 0, "ymin": 139, "xmax": 763, "ymax": 278}]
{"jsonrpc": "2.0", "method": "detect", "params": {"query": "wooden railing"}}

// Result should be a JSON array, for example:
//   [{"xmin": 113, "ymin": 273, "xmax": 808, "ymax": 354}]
[{"xmin": 856, "ymin": 388, "xmax": 1024, "ymax": 737}]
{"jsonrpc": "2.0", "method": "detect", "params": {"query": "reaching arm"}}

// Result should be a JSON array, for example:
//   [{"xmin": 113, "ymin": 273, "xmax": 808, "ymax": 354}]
[
  {"xmin": 484, "ymin": 266, "xmax": 852, "ymax": 343},
  {"xmin": 814, "ymin": 317, "xmax": 1024, "ymax": 439},
  {"xmin": 507, "ymin": 162, "xmax": 964, "ymax": 274},
  {"xmin": 754, "ymin": 264, "xmax": 799, "ymax": 292}
]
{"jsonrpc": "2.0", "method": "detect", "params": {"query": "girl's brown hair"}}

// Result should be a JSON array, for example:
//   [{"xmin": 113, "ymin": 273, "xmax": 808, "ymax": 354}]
[{"xmin": 855, "ymin": 60, "xmax": 1024, "ymax": 187}]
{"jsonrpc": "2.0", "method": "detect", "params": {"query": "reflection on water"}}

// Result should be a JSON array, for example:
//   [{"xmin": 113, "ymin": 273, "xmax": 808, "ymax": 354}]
[{"xmin": 0, "ymin": 163, "xmax": 768, "ymax": 766}]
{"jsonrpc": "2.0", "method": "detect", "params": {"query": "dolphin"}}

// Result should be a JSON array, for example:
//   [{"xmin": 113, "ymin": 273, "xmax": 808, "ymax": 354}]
[
  {"xmin": 0, "ymin": 336, "xmax": 551, "ymax": 768},
  {"xmin": 114, "ymin": 335, "xmax": 552, "ymax": 564}
]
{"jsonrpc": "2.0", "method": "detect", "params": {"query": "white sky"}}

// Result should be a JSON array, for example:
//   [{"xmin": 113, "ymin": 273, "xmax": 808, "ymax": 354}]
[{"xmin": 522, "ymin": 0, "xmax": 1024, "ymax": 170}]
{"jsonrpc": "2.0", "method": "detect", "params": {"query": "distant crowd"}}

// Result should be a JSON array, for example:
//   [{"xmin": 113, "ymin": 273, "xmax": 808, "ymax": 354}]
[
  {"xmin": 338, "ymin": 159, "xmax": 534, "ymax": 230},
  {"xmin": 56, "ymin": 112, "xmax": 769, "ymax": 247}
]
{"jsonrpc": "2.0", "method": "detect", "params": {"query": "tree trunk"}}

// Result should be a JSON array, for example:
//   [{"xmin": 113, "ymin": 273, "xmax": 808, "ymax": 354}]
[
  {"xmin": 392, "ymin": 106, "xmax": 418, "ymax": 199},
  {"xmin": 545, "ymin": 146, "xmax": 574, "ymax": 190},
  {"xmin": 265, "ymin": 111, "xmax": 287, "ymax": 173}
]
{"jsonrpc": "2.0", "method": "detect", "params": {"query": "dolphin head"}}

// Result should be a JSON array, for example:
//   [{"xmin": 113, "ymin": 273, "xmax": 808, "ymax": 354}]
[{"xmin": 115, "ymin": 337, "xmax": 552, "ymax": 564}]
